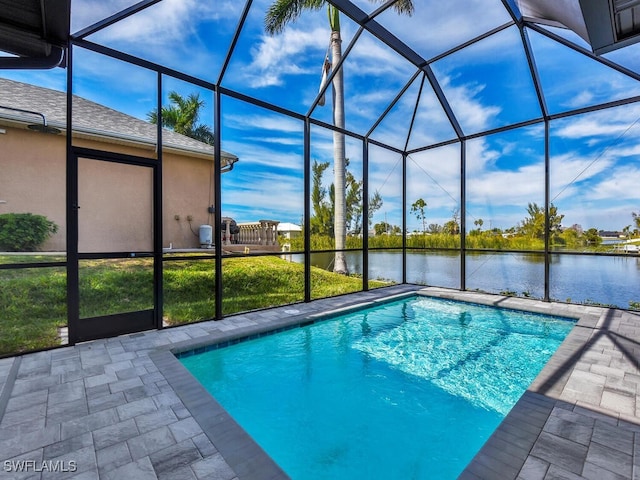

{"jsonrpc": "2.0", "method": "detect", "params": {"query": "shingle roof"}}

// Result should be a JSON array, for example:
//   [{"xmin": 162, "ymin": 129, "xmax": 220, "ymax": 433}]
[{"xmin": 0, "ymin": 77, "xmax": 238, "ymax": 165}]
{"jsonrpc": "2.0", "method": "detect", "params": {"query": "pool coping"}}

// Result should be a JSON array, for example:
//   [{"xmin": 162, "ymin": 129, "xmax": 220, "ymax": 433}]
[{"xmin": 149, "ymin": 286, "xmax": 640, "ymax": 479}]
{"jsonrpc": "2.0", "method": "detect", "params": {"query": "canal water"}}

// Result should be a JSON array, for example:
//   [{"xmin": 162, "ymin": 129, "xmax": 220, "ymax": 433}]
[{"xmin": 301, "ymin": 251, "xmax": 640, "ymax": 309}]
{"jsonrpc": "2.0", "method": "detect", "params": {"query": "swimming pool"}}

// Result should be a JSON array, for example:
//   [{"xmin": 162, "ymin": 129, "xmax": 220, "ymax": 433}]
[{"xmin": 179, "ymin": 295, "xmax": 575, "ymax": 479}]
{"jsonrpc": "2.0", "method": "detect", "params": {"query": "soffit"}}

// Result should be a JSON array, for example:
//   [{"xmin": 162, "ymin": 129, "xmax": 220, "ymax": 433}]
[
  {"xmin": 0, "ymin": 0, "xmax": 69, "ymax": 64},
  {"xmin": 515, "ymin": 0, "xmax": 640, "ymax": 54}
]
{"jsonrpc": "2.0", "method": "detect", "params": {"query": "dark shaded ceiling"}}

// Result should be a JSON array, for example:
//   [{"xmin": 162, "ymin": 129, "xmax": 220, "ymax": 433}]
[
  {"xmin": 579, "ymin": 0, "xmax": 640, "ymax": 53},
  {"xmin": 515, "ymin": 0, "xmax": 640, "ymax": 54},
  {"xmin": 0, "ymin": 0, "xmax": 70, "ymax": 68}
]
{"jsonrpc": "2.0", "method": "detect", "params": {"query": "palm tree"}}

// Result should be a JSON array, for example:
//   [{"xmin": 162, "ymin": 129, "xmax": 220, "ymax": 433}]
[
  {"xmin": 148, "ymin": 91, "xmax": 214, "ymax": 145},
  {"xmin": 265, "ymin": 0, "xmax": 413, "ymax": 274}
]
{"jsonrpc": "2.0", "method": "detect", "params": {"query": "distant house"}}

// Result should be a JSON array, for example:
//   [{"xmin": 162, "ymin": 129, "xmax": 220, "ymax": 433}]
[
  {"xmin": 599, "ymin": 230, "xmax": 623, "ymax": 239},
  {"xmin": 277, "ymin": 222, "xmax": 302, "ymax": 240},
  {"xmin": 0, "ymin": 78, "xmax": 238, "ymax": 251}
]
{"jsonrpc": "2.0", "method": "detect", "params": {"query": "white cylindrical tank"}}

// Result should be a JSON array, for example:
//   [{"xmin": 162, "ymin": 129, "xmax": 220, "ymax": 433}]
[{"xmin": 199, "ymin": 224, "xmax": 213, "ymax": 248}]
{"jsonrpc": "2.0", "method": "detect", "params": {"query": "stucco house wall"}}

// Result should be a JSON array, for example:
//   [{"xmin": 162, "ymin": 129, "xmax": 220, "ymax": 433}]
[
  {"xmin": 0, "ymin": 126, "xmax": 66, "ymax": 250},
  {"xmin": 0, "ymin": 78, "xmax": 237, "ymax": 252}
]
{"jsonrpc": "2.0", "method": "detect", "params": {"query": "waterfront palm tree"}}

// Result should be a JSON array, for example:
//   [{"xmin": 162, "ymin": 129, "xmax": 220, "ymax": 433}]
[
  {"xmin": 148, "ymin": 91, "xmax": 215, "ymax": 145},
  {"xmin": 265, "ymin": 0, "xmax": 413, "ymax": 274}
]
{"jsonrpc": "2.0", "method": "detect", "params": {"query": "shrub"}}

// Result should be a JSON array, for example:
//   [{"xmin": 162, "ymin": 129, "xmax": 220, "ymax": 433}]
[{"xmin": 0, "ymin": 213, "xmax": 58, "ymax": 251}]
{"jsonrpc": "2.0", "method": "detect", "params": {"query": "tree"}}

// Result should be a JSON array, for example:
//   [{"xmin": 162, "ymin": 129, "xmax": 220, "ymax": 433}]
[
  {"xmin": 584, "ymin": 228, "xmax": 602, "ymax": 246},
  {"xmin": 311, "ymin": 159, "xmax": 382, "ymax": 237},
  {"xmin": 148, "ymin": 91, "xmax": 214, "ymax": 145},
  {"xmin": 410, "ymin": 198, "xmax": 427, "ymax": 234},
  {"xmin": 427, "ymin": 223, "xmax": 442, "ymax": 234},
  {"xmin": 374, "ymin": 221, "xmax": 390, "ymax": 236},
  {"xmin": 473, "ymin": 218, "xmax": 483, "ymax": 231},
  {"xmin": 345, "ymin": 166, "xmax": 361, "ymax": 234},
  {"xmin": 633, "ymin": 212, "xmax": 640, "ymax": 231},
  {"xmin": 310, "ymin": 160, "xmax": 332, "ymax": 236},
  {"xmin": 443, "ymin": 219, "xmax": 460, "ymax": 235},
  {"xmin": 548, "ymin": 204, "xmax": 564, "ymax": 236},
  {"xmin": 443, "ymin": 207, "xmax": 460, "ymax": 235},
  {"xmin": 520, "ymin": 202, "xmax": 564, "ymax": 239},
  {"xmin": 520, "ymin": 202, "xmax": 544, "ymax": 238},
  {"xmin": 367, "ymin": 191, "xmax": 383, "ymax": 232},
  {"xmin": 343, "ymin": 159, "xmax": 383, "ymax": 235},
  {"xmin": 265, "ymin": 0, "xmax": 413, "ymax": 274}
]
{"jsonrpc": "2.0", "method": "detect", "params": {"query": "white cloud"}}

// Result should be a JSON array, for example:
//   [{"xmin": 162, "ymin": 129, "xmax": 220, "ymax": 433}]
[
  {"xmin": 553, "ymin": 117, "xmax": 637, "ymax": 139},
  {"xmin": 372, "ymin": 0, "xmax": 512, "ymax": 60},
  {"xmin": 244, "ymin": 136, "xmax": 302, "ymax": 146},
  {"xmin": 408, "ymin": 90, "xmax": 459, "ymax": 148},
  {"xmin": 222, "ymin": 140, "xmax": 303, "ymax": 170},
  {"xmin": 371, "ymin": 79, "xmax": 461, "ymax": 149},
  {"xmin": 74, "ymin": 0, "xmax": 240, "ymax": 79},
  {"xmin": 71, "ymin": 0, "xmax": 135, "ymax": 33},
  {"xmin": 349, "ymin": 88, "xmax": 405, "ymax": 125},
  {"xmin": 222, "ymin": 170, "xmax": 304, "ymax": 222},
  {"xmin": 549, "ymin": 153, "xmax": 614, "ymax": 201},
  {"xmin": 407, "ymin": 146, "xmax": 460, "ymax": 183},
  {"xmin": 224, "ymin": 113, "xmax": 303, "ymax": 134},
  {"xmin": 468, "ymin": 164, "xmax": 545, "ymax": 204},
  {"xmin": 465, "ymin": 137, "xmax": 499, "ymax": 174},
  {"xmin": 442, "ymin": 77, "xmax": 502, "ymax": 133},
  {"xmin": 551, "ymin": 104, "xmax": 640, "ymax": 141},
  {"xmin": 563, "ymin": 90, "xmax": 596, "ymax": 109},
  {"xmin": 81, "ymin": 0, "xmax": 197, "ymax": 42},
  {"xmin": 244, "ymin": 27, "xmax": 328, "ymax": 87},
  {"xmin": 556, "ymin": 203, "xmax": 634, "ymax": 231},
  {"xmin": 585, "ymin": 166, "xmax": 640, "ymax": 201},
  {"xmin": 345, "ymin": 34, "xmax": 414, "ymax": 78}
]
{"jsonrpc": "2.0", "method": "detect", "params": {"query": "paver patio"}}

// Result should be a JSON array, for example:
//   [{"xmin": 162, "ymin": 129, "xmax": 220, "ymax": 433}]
[{"xmin": 0, "ymin": 285, "xmax": 639, "ymax": 479}]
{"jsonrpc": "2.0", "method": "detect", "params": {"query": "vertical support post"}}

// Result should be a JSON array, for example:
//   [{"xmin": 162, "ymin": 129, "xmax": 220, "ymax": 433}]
[
  {"xmin": 304, "ymin": 119, "xmax": 311, "ymax": 302},
  {"xmin": 460, "ymin": 140, "xmax": 466, "ymax": 291},
  {"xmin": 544, "ymin": 120, "xmax": 550, "ymax": 302},
  {"xmin": 154, "ymin": 72, "xmax": 164, "ymax": 329},
  {"xmin": 402, "ymin": 152, "xmax": 407, "ymax": 284},
  {"xmin": 362, "ymin": 139, "xmax": 369, "ymax": 291},
  {"xmin": 66, "ymin": 43, "xmax": 79, "ymax": 345},
  {"xmin": 214, "ymin": 89, "xmax": 223, "ymax": 320}
]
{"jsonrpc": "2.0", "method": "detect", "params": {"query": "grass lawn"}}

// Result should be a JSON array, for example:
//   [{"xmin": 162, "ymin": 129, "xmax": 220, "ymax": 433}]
[{"xmin": 0, "ymin": 255, "xmax": 390, "ymax": 356}]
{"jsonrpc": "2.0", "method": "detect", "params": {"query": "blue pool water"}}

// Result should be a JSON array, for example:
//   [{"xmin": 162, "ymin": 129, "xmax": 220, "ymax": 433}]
[{"xmin": 180, "ymin": 296, "xmax": 575, "ymax": 479}]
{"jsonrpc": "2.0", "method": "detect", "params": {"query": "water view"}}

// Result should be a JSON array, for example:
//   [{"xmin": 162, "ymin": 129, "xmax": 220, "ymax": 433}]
[{"xmin": 304, "ymin": 251, "xmax": 640, "ymax": 309}]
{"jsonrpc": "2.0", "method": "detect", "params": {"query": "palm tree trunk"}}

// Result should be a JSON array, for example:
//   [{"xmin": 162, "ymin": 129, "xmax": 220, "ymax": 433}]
[{"xmin": 331, "ymin": 29, "xmax": 348, "ymax": 275}]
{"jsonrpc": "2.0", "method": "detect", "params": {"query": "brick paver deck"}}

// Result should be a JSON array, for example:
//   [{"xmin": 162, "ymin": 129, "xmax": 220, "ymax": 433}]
[{"xmin": 0, "ymin": 285, "xmax": 638, "ymax": 479}]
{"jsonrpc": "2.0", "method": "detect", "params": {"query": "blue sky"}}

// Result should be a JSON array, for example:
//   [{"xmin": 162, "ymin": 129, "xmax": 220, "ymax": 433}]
[{"xmin": 4, "ymin": 0, "xmax": 640, "ymax": 232}]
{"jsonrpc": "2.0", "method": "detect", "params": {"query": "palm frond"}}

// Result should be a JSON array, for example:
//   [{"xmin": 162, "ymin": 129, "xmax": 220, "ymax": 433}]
[
  {"xmin": 368, "ymin": 0, "xmax": 414, "ymax": 16},
  {"xmin": 265, "ymin": 0, "xmax": 325, "ymax": 35},
  {"xmin": 147, "ymin": 109, "xmax": 158, "ymax": 124},
  {"xmin": 191, "ymin": 124, "xmax": 215, "ymax": 146}
]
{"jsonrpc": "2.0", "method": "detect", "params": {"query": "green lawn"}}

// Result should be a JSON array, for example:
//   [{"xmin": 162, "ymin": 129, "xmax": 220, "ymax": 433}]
[{"xmin": 0, "ymin": 256, "xmax": 390, "ymax": 356}]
